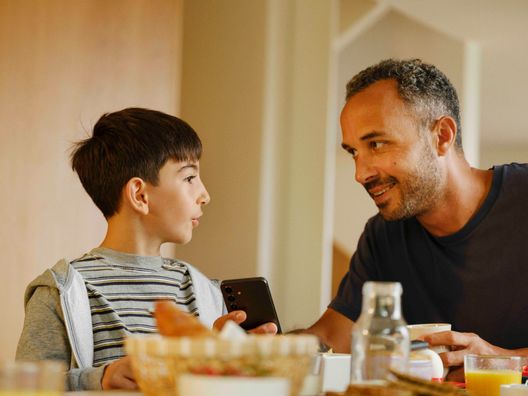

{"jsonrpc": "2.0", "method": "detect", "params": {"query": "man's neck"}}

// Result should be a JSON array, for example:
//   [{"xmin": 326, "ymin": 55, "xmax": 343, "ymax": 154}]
[
  {"xmin": 100, "ymin": 215, "xmax": 162, "ymax": 257},
  {"xmin": 416, "ymin": 160, "xmax": 494, "ymax": 237}
]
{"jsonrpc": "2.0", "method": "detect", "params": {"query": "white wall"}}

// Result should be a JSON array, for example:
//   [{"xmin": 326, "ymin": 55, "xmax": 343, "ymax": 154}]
[
  {"xmin": 175, "ymin": 0, "xmax": 267, "ymax": 280},
  {"xmin": 480, "ymin": 144, "xmax": 528, "ymax": 169},
  {"xmin": 177, "ymin": 0, "xmax": 334, "ymax": 330}
]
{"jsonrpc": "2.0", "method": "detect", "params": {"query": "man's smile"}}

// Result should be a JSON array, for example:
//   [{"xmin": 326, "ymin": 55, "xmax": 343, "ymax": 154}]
[
  {"xmin": 369, "ymin": 184, "xmax": 394, "ymax": 197},
  {"xmin": 365, "ymin": 178, "xmax": 397, "ymax": 205}
]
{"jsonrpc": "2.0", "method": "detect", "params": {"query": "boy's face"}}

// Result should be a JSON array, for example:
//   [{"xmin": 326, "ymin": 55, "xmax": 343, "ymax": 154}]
[{"xmin": 144, "ymin": 159, "xmax": 210, "ymax": 245}]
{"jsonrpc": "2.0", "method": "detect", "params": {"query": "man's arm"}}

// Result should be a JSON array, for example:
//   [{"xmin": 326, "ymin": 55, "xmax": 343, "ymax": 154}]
[{"xmin": 304, "ymin": 308, "xmax": 354, "ymax": 353}]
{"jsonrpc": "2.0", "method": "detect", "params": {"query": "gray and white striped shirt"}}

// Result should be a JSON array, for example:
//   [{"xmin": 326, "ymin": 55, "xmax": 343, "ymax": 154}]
[{"xmin": 71, "ymin": 247, "xmax": 198, "ymax": 367}]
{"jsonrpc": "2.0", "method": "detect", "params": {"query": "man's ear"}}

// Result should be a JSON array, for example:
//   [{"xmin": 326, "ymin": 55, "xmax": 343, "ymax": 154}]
[
  {"xmin": 433, "ymin": 116, "xmax": 457, "ymax": 156},
  {"xmin": 123, "ymin": 177, "xmax": 149, "ymax": 215}
]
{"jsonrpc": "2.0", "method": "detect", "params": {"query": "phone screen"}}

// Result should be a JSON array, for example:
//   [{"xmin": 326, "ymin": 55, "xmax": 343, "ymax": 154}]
[{"xmin": 220, "ymin": 277, "xmax": 282, "ymax": 333}]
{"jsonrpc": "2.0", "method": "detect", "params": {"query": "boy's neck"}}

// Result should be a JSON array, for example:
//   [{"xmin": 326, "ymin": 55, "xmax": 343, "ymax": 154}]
[{"xmin": 100, "ymin": 215, "xmax": 162, "ymax": 257}]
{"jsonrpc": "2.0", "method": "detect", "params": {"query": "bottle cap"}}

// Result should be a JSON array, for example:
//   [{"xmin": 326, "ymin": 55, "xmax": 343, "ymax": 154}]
[{"xmin": 362, "ymin": 281, "xmax": 402, "ymax": 297}]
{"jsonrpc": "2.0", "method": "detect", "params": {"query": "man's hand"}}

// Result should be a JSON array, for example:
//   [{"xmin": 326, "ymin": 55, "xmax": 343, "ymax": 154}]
[
  {"xmin": 101, "ymin": 356, "xmax": 138, "ymax": 390},
  {"xmin": 423, "ymin": 331, "xmax": 508, "ymax": 381},
  {"xmin": 213, "ymin": 310, "xmax": 278, "ymax": 334}
]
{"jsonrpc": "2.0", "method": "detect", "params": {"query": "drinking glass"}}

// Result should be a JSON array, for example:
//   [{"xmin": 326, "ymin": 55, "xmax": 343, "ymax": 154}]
[
  {"xmin": 0, "ymin": 360, "xmax": 65, "ymax": 395},
  {"xmin": 465, "ymin": 354, "xmax": 522, "ymax": 396}
]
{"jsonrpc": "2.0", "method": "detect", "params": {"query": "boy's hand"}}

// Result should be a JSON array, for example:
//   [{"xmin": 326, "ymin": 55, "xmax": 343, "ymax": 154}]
[
  {"xmin": 154, "ymin": 300, "xmax": 277, "ymax": 337},
  {"xmin": 154, "ymin": 300, "xmax": 212, "ymax": 337},
  {"xmin": 101, "ymin": 356, "xmax": 138, "ymax": 390},
  {"xmin": 213, "ymin": 310, "xmax": 278, "ymax": 334}
]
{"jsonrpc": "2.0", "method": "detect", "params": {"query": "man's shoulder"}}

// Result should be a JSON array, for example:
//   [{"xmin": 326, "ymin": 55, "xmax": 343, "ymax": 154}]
[
  {"xmin": 500, "ymin": 162, "xmax": 528, "ymax": 179},
  {"xmin": 494, "ymin": 162, "xmax": 528, "ymax": 198}
]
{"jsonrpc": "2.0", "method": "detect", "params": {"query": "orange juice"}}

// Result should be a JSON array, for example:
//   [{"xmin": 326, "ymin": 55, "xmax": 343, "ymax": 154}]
[{"xmin": 465, "ymin": 370, "xmax": 522, "ymax": 396}]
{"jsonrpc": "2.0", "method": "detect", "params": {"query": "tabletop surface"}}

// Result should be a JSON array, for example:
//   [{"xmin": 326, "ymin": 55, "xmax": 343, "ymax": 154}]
[{"xmin": 66, "ymin": 392, "xmax": 143, "ymax": 395}]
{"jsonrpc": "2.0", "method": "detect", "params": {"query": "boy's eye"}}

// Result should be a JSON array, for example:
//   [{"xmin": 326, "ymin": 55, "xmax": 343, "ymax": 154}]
[{"xmin": 185, "ymin": 175, "xmax": 196, "ymax": 183}]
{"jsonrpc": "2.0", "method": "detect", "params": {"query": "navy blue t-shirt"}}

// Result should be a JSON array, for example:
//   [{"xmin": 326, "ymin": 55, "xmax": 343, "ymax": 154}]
[{"xmin": 330, "ymin": 163, "xmax": 528, "ymax": 349}]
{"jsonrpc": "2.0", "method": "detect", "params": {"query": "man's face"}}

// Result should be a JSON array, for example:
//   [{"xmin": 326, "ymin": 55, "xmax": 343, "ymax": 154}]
[
  {"xmin": 144, "ymin": 159, "xmax": 210, "ymax": 244},
  {"xmin": 340, "ymin": 79, "xmax": 443, "ymax": 221}
]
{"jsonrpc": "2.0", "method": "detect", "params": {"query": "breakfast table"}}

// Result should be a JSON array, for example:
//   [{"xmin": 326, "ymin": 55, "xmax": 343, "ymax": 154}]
[{"xmin": 66, "ymin": 393, "xmax": 143, "ymax": 395}]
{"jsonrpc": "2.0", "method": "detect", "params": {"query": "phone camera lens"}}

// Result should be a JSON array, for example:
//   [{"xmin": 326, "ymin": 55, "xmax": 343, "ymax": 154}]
[
  {"xmin": 227, "ymin": 295, "xmax": 235, "ymax": 302},
  {"xmin": 230, "ymin": 304, "xmax": 238, "ymax": 310},
  {"xmin": 225, "ymin": 287, "xmax": 233, "ymax": 293}
]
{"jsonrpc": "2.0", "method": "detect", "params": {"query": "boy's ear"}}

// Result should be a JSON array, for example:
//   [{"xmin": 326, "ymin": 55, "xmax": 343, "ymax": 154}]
[
  {"xmin": 124, "ymin": 177, "xmax": 149, "ymax": 215},
  {"xmin": 432, "ymin": 116, "xmax": 457, "ymax": 156}
]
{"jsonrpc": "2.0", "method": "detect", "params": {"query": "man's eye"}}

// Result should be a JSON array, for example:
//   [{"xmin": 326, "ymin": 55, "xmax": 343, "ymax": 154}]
[
  {"xmin": 185, "ymin": 176, "xmax": 196, "ymax": 183},
  {"xmin": 349, "ymin": 148, "xmax": 358, "ymax": 158},
  {"xmin": 370, "ymin": 141, "xmax": 385, "ymax": 150}
]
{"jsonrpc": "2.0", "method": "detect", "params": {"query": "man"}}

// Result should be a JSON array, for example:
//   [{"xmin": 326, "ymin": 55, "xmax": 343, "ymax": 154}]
[{"xmin": 305, "ymin": 59, "xmax": 528, "ymax": 380}]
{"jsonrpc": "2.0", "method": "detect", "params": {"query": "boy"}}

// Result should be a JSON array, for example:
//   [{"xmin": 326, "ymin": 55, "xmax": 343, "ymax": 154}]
[{"xmin": 16, "ymin": 108, "xmax": 228, "ymax": 390}]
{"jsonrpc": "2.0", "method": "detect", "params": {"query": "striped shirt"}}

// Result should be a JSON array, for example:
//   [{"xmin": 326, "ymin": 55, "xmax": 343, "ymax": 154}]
[{"xmin": 71, "ymin": 247, "xmax": 198, "ymax": 367}]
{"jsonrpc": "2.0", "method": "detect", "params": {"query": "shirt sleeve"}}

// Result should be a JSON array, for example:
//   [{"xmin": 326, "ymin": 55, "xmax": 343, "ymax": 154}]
[
  {"xmin": 15, "ymin": 286, "xmax": 104, "ymax": 391},
  {"xmin": 328, "ymin": 220, "xmax": 380, "ymax": 321}
]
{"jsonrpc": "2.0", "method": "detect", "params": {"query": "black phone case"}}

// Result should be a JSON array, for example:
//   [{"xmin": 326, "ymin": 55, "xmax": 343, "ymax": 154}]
[{"xmin": 220, "ymin": 277, "xmax": 282, "ymax": 333}]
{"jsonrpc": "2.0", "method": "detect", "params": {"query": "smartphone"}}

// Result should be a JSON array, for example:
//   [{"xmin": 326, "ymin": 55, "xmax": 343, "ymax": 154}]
[{"xmin": 220, "ymin": 277, "xmax": 282, "ymax": 333}]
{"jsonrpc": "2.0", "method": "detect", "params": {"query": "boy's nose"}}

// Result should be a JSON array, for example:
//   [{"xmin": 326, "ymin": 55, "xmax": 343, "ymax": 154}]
[{"xmin": 200, "ymin": 188, "xmax": 211, "ymax": 205}]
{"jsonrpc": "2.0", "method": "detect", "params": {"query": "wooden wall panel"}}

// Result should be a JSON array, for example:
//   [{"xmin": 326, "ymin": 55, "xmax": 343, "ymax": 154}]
[{"xmin": 0, "ymin": 0, "xmax": 183, "ymax": 360}]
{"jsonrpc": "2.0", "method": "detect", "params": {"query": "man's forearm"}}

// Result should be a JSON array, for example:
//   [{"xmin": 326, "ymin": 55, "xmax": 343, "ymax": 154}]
[
  {"xmin": 287, "ymin": 328, "xmax": 332, "ymax": 352},
  {"xmin": 298, "ymin": 309, "xmax": 354, "ymax": 353}
]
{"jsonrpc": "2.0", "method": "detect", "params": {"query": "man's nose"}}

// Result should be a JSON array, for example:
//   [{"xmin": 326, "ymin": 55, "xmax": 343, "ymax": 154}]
[{"xmin": 354, "ymin": 156, "xmax": 378, "ymax": 185}]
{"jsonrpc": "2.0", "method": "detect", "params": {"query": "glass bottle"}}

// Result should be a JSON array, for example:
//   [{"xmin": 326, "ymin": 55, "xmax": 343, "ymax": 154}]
[{"xmin": 350, "ymin": 281, "xmax": 409, "ymax": 382}]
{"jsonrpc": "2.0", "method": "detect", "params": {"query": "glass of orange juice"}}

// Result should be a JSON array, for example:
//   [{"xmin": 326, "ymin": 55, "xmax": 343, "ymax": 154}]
[{"xmin": 465, "ymin": 354, "xmax": 522, "ymax": 396}]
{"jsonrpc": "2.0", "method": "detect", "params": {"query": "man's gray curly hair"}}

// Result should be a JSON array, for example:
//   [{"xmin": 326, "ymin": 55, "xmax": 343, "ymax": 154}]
[{"xmin": 345, "ymin": 59, "xmax": 463, "ymax": 151}]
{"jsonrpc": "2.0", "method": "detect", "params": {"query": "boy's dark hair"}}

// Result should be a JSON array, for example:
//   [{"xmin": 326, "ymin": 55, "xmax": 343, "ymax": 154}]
[
  {"xmin": 71, "ymin": 107, "xmax": 202, "ymax": 218},
  {"xmin": 346, "ymin": 58, "xmax": 463, "ymax": 151}
]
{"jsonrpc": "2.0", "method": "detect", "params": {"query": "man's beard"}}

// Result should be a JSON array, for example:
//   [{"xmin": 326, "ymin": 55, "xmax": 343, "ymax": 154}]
[{"xmin": 367, "ymin": 142, "xmax": 443, "ymax": 221}]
